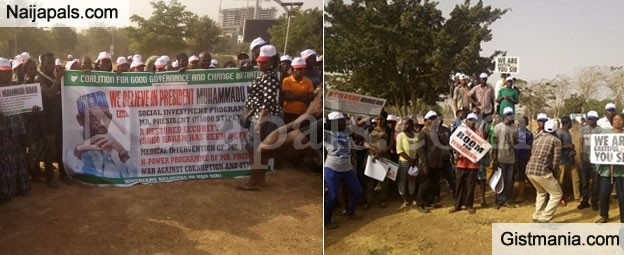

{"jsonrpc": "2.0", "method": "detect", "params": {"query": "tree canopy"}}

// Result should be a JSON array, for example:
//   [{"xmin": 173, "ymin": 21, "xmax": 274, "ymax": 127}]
[{"xmin": 268, "ymin": 8, "xmax": 323, "ymax": 57}]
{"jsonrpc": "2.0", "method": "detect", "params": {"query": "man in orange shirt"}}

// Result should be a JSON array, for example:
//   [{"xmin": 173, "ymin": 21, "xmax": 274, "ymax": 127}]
[{"xmin": 282, "ymin": 57, "xmax": 315, "ymax": 124}]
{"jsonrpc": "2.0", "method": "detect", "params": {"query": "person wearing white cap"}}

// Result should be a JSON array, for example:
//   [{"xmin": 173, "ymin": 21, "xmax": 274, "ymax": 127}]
[
  {"xmin": 467, "ymin": 72, "xmax": 495, "ymax": 122},
  {"xmin": 496, "ymin": 76, "xmax": 519, "ymax": 116},
  {"xmin": 412, "ymin": 110, "xmax": 441, "ymax": 213},
  {"xmin": 323, "ymin": 111, "xmax": 364, "ymax": 229},
  {"xmin": 597, "ymin": 103, "xmax": 616, "ymax": 129},
  {"xmin": 11, "ymin": 55, "xmax": 25, "ymax": 83},
  {"xmin": 281, "ymin": 57, "xmax": 314, "ymax": 124},
  {"xmin": 21, "ymin": 57, "xmax": 38, "ymax": 84},
  {"xmin": 365, "ymin": 115, "xmax": 394, "ymax": 208},
  {"xmin": 154, "ymin": 56, "xmax": 168, "ymax": 72},
  {"xmin": 65, "ymin": 59, "xmax": 80, "ymax": 71},
  {"xmin": 115, "ymin": 57, "xmax": 130, "ymax": 73},
  {"xmin": 20, "ymin": 52, "xmax": 30, "ymax": 60},
  {"xmin": 279, "ymin": 55, "xmax": 292, "ymax": 83},
  {"xmin": 493, "ymin": 106, "xmax": 518, "ymax": 209},
  {"xmin": 300, "ymin": 49, "xmax": 322, "ymax": 88},
  {"xmin": 188, "ymin": 55, "xmax": 199, "ymax": 69},
  {"xmin": 453, "ymin": 74, "xmax": 471, "ymax": 117},
  {"xmin": 210, "ymin": 59, "xmax": 219, "ymax": 69},
  {"xmin": 534, "ymin": 113, "xmax": 549, "ymax": 136},
  {"xmin": 173, "ymin": 53, "xmax": 188, "ymax": 72},
  {"xmin": 525, "ymin": 119, "xmax": 563, "ymax": 223},
  {"xmin": 238, "ymin": 44, "xmax": 282, "ymax": 191},
  {"xmin": 130, "ymin": 56, "xmax": 145, "ymax": 72},
  {"xmin": 95, "ymin": 51, "xmax": 113, "ymax": 72},
  {"xmin": 249, "ymin": 37, "xmax": 268, "ymax": 66},
  {"xmin": 595, "ymin": 112, "xmax": 624, "ymax": 223},
  {"xmin": 449, "ymin": 112, "xmax": 484, "ymax": 214},
  {"xmin": 54, "ymin": 58, "xmax": 62, "ymax": 67},
  {"xmin": 197, "ymin": 52, "xmax": 212, "ymax": 69},
  {"xmin": 0, "ymin": 57, "xmax": 34, "ymax": 199},
  {"xmin": 577, "ymin": 110, "xmax": 603, "ymax": 210}
]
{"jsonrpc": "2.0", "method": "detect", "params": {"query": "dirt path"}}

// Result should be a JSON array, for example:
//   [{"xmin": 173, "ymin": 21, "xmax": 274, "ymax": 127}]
[
  {"xmin": 324, "ymin": 188, "xmax": 620, "ymax": 255},
  {"xmin": 0, "ymin": 167, "xmax": 322, "ymax": 255}
]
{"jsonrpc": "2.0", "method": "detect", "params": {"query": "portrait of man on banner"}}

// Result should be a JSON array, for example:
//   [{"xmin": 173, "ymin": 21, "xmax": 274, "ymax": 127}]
[{"xmin": 68, "ymin": 90, "xmax": 136, "ymax": 178}]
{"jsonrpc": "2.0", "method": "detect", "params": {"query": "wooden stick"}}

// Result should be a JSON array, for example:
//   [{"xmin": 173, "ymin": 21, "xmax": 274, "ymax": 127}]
[{"xmin": 611, "ymin": 165, "xmax": 615, "ymax": 185}]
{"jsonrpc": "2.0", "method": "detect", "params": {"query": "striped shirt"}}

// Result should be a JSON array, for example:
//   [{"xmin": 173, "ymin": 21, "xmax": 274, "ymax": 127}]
[{"xmin": 525, "ymin": 132, "xmax": 561, "ymax": 176}]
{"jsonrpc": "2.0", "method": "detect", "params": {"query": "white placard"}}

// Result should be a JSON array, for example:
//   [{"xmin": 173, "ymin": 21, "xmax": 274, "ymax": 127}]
[
  {"xmin": 495, "ymin": 56, "xmax": 520, "ymax": 74},
  {"xmin": 449, "ymin": 124, "xmax": 491, "ymax": 163},
  {"xmin": 324, "ymin": 89, "xmax": 386, "ymax": 116},
  {"xmin": 590, "ymin": 133, "xmax": 624, "ymax": 165},
  {"xmin": 0, "ymin": 83, "xmax": 43, "ymax": 115},
  {"xmin": 364, "ymin": 155, "xmax": 398, "ymax": 181}
]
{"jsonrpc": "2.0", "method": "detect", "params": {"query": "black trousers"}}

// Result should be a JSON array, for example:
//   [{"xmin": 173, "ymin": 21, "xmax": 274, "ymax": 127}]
[
  {"xmin": 580, "ymin": 157, "xmax": 600, "ymax": 205},
  {"xmin": 417, "ymin": 167, "xmax": 441, "ymax": 207},
  {"xmin": 455, "ymin": 168, "xmax": 478, "ymax": 209},
  {"xmin": 599, "ymin": 176, "xmax": 624, "ymax": 222}
]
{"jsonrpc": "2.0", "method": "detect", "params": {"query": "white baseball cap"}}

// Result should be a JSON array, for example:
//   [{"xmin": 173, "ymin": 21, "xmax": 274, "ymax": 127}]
[
  {"xmin": 300, "ymin": 49, "xmax": 317, "ymax": 60},
  {"xmin": 387, "ymin": 114, "xmax": 398, "ymax": 121},
  {"xmin": 506, "ymin": 76, "xmax": 514, "ymax": 82},
  {"xmin": 424, "ymin": 110, "xmax": 437, "ymax": 120},
  {"xmin": 291, "ymin": 57, "xmax": 306, "ymax": 69},
  {"xmin": 460, "ymin": 74, "xmax": 467, "ymax": 80},
  {"xmin": 211, "ymin": 59, "xmax": 219, "ymax": 66},
  {"xmin": 587, "ymin": 110, "xmax": 599, "ymax": 120},
  {"xmin": 536, "ymin": 113, "xmax": 548, "ymax": 121},
  {"xmin": 12, "ymin": 55, "xmax": 23, "ymax": 70},
  {"xmin": 132, "ymin": 54, "xmax": 143, "ymax": 62},
  {"xmin": 160, "ymin": 55, "xmax": 170, "ymax": 63},
  {"xmin": 250, "ymin": 37, "xmax": 268, "ymax": 50},
  {"xmin": 466, "ymin": 113, "xmax": 479, "ymax": 120},
  {"xmin": 280, "ymin": 55, "xmax": 292, "ymax": 62},
  {"xmin": 317, "ymin": 55, "xmax": 323, "ymax": 62},
  {"xmin": 130, "ymin": 59, "xmax": 144, "ymax": 69},
  {"xmin": 0, "ymin": 57, "xmax": 10, "ymax": 70},
  {"xmin": 97, "ymin": 51, "xmax": 112, "ymax": 62},
  {"xmin": 328, "ymin": 111, "xmax": 346, "ymax": 121},
  {"xmin": 172, "ymin": 60, "xmax": 179, "ymax": 68},
  {"xmin": 20, "ymin": 52, "xmax": 30, "ymax": 60},
  {"xmin": 257, "ymin": 45, "xmax": 277, "ymax": 62},
  {"xmin": 479, "ymin": 73, "xmax": 488, "ymax": 79},
  {"xmin": 54, "ymin": 58, "xmax": 62, "ymax": 67},
  {"xmin": 188, "ymin": 55, "xmax": 199, "ymax": 63},
  {"xmin": 65, "ymin": 59, "xmax": 79, "ymax": 70},
  {"xmin": 544, "ymin": 119, "xmax": 557, "ymax": 133},
  {"xmin": 154, "ymin": 57, "xmax": 167, "ymax": 68},
  {"xmin": 454, "ymin": 72, "xmax": 462, "ymax": 78},
  {"xmin": 116, "ymin": 57, "xmax": 128, "ymax": 65},
  {"xmin": 503, "ymin": 107, "xmax": 514, "ymax": 115},
  {"xmin": 605, "ymin": 103, "xmax": 616, "ymax": 111}
]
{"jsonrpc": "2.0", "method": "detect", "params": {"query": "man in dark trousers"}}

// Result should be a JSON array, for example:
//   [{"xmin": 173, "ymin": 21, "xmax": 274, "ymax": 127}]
[{"xmin": 416, "ymin": 110, "xmax": 444, "ymax": 213}]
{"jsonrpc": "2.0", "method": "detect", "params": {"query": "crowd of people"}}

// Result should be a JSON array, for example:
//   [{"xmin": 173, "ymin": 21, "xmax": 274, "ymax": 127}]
[
  {"xmin": 324, "ymin": 72, "xmax": 624, "ymax": 229},
  {"xmin": 0, "ymin": 36, "xmax": 324, "ymax": 200}
]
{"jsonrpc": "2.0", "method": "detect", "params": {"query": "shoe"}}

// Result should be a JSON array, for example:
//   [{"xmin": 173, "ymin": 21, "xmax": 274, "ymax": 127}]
[
  {"xmin": 411, "ymin": 201, "xmax": 417, "ymax": 207},
  {"xmin": 467, "ymin": 208, "xmax": 476, "ymax": 214},
  {"xmin": 504, "ymin": 202, "xmax": 518, "ymax": 208},
  {"xmin": 577, "ymin": 203, "xmax": 590, "ymax": 210},
  {"xmin": 325, "ymin": 222, "xmax": 339, "ymax": 230},
  {"xmin": 591, "ymin": 202, "xmax": 599, "ymax": 211},
  {"xmin": 46, "ymin": 179, "xmax": 60, "ymax": 189},
  {"xmin": 595, "ymin": 217, "xmax": 608, "ymax": 223},
  {"xmin": 416, "ymin": 206, "xmax": 430, "ymax": 213},
  {"xmin": 399, "ymin": 202, "xmax": 409, "ymax": 210},
  {"xmin": 449, "ymin": 207, "xmax": 460, "ymax": 213}
]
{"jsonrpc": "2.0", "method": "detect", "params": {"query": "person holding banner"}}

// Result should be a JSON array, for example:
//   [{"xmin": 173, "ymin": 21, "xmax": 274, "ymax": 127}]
[
  {"xmin": 525, "ymin": 119, "xmax": 562, "ymax": 223},
  {"xmin": 95, "ymin": 52, "xmax": 113, "ymax": 72},
  {"xmin": 323, "ymin": 111, "xmax": 363, "ymax": 230},
  {"xmin": 595, "ymin": 113, "xmax": 624, "ymax": 223},
  {"xmin": 0, "ymin": 57, "xmax": 31, "ymax": 200},
  {"xmin": 238, "ymin": 44, "xmax": 283, "ymax": 191},
  {"xmin": 578, "ymin": 111, "xmax": 603, "ymax": 210},
  {"xmin": 473, "ymin": 106, "xmax": 490, "ymax": 207},
  {"xmin": 36, "ymin": 53, "xmax": 71, "ymax": 188},
  {"xmin": 365, "ymin": 116, "xmax": 392, "ymax": 208},
  {"xmin": 396, "ymin": 118, "xmax": 418, "ymax": 209},
  {"xmin": 450, "ymin": 113, "xmax": 484, "ymax": 214},
  {"xmin": 493, "ymin": 107, "xmax": 518, "ymax": 209}
]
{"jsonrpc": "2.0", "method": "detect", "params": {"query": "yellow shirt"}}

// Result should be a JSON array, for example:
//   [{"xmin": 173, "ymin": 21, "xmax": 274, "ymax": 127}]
[
  {"xmin": 396, "ymin": 132, "xmax": 418, "ymax": 162},
  {"xmin": 281, "ymin": 75, "xmax": 314, "ymax": 114}
]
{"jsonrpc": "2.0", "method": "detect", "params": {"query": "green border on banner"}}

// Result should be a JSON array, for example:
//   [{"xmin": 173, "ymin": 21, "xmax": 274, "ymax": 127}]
[{"xmin": 64, "ymin": 69, "xmax": 261, "ymax": 87}]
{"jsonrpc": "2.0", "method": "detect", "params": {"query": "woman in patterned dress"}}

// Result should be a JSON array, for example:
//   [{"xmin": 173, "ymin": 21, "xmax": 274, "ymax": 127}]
[
  {"xmin": 0, "ymin": 57, "xmax": 30, "ymax": 200},
  {"xmin": 238, "ymin": 45, "xmax": 283, "ymax": 191}
]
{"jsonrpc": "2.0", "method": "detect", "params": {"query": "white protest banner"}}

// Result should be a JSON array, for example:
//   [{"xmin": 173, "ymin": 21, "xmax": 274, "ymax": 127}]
[
  {"xmin": 590, "ymin": 133, "xmax": 624, "ymax": 165},
  {"xmin": 0, "ymin": 83, "xmax": 43, "ymax": 115},
  {"xmin": 449, "ymin": 124, "xmax": 491, "ymax": 163},
  {"xmin": 364, "ymin": 155, "xmax": 398, "ymax": 181},
  {"xmin": 62, "ymin": 69, "xmax": 271, "ymax": 186},
  {"xmin": 495, "ymin": 56, "xmax": 520, "ymax": 74},
  {"xmin": 324, "ymin": 89, "xmax": 386, "ymax": 116}
]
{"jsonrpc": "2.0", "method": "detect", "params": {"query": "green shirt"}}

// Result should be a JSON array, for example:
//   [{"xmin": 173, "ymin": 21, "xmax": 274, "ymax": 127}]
[
  {"xmin": 498, "ymin": 87, "xmax": 519, "ymax": 116},
  {"xmin": 595, "ymin": 129, "xmax": 624, "ymax": 177}
]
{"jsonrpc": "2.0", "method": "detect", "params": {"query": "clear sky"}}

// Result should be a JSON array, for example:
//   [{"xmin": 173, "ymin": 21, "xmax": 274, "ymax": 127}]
[
  {"xmin": 338, "ymin": 0, "xmax": 624, "ymax": 81},
  {"xmin": 130, "ymin": 0, "xmax": 323, "ymax": 23}
]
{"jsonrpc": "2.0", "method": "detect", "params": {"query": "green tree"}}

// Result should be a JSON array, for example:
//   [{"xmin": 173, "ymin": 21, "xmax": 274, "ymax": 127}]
[
  {"xmin": 269, "ymin": 8, "xmax": 323, "ymax": 57},
  {"xmin": 50, "ymin": 27, "xmax": 78, "ymax": 57},
  {"xmin": 325, "ymin": 0, "xmax": 507, "ymax": 116},
  {"xmin": 187, "ymin": 16, "xmax": 222, "ymax": 54},
  {"xmin": 126, "ymin": 0, "xmax": 196, "ymax": 56}
]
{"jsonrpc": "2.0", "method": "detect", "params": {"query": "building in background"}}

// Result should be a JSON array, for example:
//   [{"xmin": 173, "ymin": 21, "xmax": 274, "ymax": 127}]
[{"xmin": 220, "ymin": 7, "xmax": 278, "ymax": 40}]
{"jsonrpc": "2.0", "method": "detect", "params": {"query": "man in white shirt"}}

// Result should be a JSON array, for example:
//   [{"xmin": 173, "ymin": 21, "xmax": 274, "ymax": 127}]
[{"xmin": 597, "ymin": 103, "xmax": 616, "ymax": 129}]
